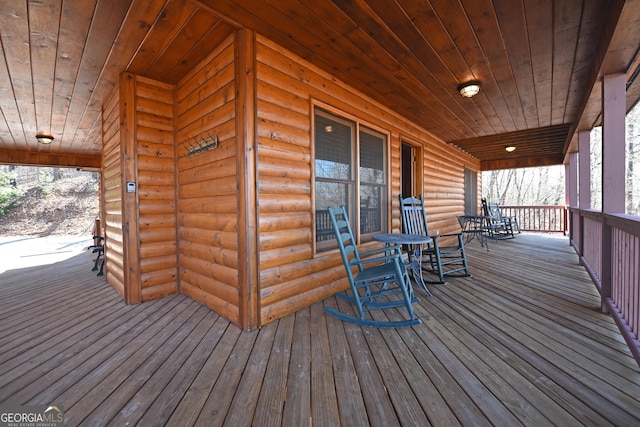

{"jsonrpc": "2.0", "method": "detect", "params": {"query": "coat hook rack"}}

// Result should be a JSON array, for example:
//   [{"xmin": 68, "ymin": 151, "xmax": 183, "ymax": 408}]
[{"xmin": 182, "ymin": 131, "xmax": 219, "ymax": 157}]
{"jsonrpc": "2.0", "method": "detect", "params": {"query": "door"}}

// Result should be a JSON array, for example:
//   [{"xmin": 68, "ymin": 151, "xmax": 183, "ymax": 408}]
[{"xmin": 401, "ymin": 143, "xmax": 421, "ymax": 198}]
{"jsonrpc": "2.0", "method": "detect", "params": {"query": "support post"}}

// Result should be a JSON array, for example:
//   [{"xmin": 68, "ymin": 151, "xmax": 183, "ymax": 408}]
[
  {"xmin": 602, "ymin": 73, "xmax": 626, "ymax": 214},
  {"xmin": 600, "ymin": 73, "xmax": 626, "ymax": 311},
  {"xmin": 566, "ymin": 152, "xmax": 579, "ymax": 248},
  {"xmin": 578, "ymin": 131, "xmax": 591, "ymax": 210}
]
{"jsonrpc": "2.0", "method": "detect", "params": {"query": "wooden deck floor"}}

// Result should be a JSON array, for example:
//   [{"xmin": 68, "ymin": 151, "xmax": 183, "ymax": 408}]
[{"xmin": 1, "ymin": 234, "xmax": 639, "ymax": 426}]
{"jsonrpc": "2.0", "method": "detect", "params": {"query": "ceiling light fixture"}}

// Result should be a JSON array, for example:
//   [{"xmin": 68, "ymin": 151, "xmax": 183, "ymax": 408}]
[
  {"xmin": 36, "ymin": 132, "xmax": 54, "ymax": 144},
  {"xmin": 457, "ymin": 81, "xmax": 482, "ymax": 98},
  {"xmin": 505, "ymin": 146, "xmax": 516, "ymax": 152}
]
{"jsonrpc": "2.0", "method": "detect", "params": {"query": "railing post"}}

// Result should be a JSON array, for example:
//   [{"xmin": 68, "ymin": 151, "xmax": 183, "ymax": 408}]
[
  {"xmin": 568, "ymin": 208, "xmax": 573, "ymax": 241},
  {"xmin": 601, "ymin": 217, "xmax": 612, "ymax": 313},
  {"xmin": 578, "ymin": 211, "xmax": 585, "ymax": 262}
]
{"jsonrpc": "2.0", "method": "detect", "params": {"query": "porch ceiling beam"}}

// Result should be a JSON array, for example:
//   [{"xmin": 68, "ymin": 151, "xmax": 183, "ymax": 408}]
[{"xmin": 0, "ymin": 148, "xmax": 101, "ymax": 169}]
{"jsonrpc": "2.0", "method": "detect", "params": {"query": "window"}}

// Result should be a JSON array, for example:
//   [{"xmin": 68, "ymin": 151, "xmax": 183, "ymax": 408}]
[
  {"xmin": 314, "ymin": 108, "xmax": 388, "ymax": 251},
  {"xmin": 464, "ymin": 167, "xmax": 477, "ymax": 215}
]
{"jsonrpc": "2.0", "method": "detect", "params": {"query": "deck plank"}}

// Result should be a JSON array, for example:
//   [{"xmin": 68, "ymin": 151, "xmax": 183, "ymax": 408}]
[
  {"xmin": 283, "ymin": 307, "xmax": 311, "ymax": 425},
  {"xmin": 323, "ymin": 297, "xmax": 370, "ymax": 426},
  {"xmin": 245, "ymin": 315, "xmax": 294, "ymax": 426},
  {"xmin": 107, "ymin": 309, "xmax": 221, "ymax": 425},
  {"xmin": 434, "ymin": 287, "xmax": 616, "ymax": 426},
  {"xmin": 62, "ymin": 300, "xmax": 203, "ymax": 426},
  {"xmin": 199, "ymin": 323, "xmax": 272, "ymax": 426},
  {"xmin": 132, "ymin": 315, "xmax": 230, "ymax": 425},
  {"xmin": 1, "ymin": 235, "xmax": 640, "ymax": 426},
  {"xmin": 309, "ymin": 302, "xmax": 340, "ymax": 427},
  {"xmin": 335, "ymin": 295, "xmax": 402, "ymax": 427},
  {"xmin": 77, "ymin": 305, "xmax": 213, "ymax": 425},
  {"xmin": 165, "ymin": 322, "xmax": 242, "ymax": 425}
]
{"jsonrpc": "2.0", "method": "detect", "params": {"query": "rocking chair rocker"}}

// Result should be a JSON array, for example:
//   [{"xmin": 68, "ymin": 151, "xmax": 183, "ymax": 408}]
[{"xmin": 323, "ymin": 206, "xmax": 421, "ymax": 328}]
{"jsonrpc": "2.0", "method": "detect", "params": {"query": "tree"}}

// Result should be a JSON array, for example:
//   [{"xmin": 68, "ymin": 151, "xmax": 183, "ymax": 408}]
[{"xmin": 482, "ymin": 166, "xmax": 564, "ymax": 206}]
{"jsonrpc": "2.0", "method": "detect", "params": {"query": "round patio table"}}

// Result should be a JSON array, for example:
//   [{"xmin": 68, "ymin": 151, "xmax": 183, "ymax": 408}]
[{"xmin": 373, "ymin": 233, "xmax": 433, "ymax": 297}]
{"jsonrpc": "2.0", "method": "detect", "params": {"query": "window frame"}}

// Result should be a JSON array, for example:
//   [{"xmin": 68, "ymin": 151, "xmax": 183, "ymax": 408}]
[{"xmin": 312, "ymin": 103, "xmax": 391, "ymax": 254}]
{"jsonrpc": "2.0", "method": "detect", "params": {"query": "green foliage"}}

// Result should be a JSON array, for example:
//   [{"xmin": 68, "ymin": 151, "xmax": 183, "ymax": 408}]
[{"xmin": 0, "ymin": 170, "xmax": 23, "ymax": 215}]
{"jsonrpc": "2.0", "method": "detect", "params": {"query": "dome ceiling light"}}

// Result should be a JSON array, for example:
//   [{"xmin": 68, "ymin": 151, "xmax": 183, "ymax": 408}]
[
  {"xmin": 457, "ymin": 81, "xmax": 482, "ymax": 98},
  {"xmin": 36, "ymin": 132, "xmax": 54, "ymax": 144}
]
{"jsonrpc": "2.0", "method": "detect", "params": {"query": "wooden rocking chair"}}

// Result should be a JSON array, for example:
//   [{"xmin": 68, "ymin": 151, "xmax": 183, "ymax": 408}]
[
  {"xmin": 490, "ymin": 201, "xmax": 520, "ymax": 234},
  {"xmin": 481, "ymin": 198, "xmax": 515, "ymax": 239},
  {"xmin": 399, "ymin": 195, "xmax": 471, "ymax": 283},
  {"xmin": 323, "ymin": 206, "xmax": 421, "ymax": 328}
]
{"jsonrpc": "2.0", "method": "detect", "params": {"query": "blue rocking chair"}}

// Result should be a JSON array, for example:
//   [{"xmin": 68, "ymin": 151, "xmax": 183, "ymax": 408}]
[
  {"xmin": 399, "ymin": 195, "xmax": 471, "ymax": 283},
  {"xmin": 323, "ymin": 206, "xmax": 421, "ymax": 328}
]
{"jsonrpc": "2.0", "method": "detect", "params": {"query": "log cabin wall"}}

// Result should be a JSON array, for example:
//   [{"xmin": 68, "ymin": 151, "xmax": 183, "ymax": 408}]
[
  {"xmin": 131, "ymin": 75, "xmax": 178, "ymax": 302},
  {"xmin": 100, "ymin": 29, "xmax": 479, "ymax": 328},
  {"xmin": 255, "ymin": 36, "xmax": 480, "ymax": 324},
  {"xmin": 422, "ymin": 140, "xmax": 480, "ymax": 244},
  {"xmin": 102, "ymin": 73, "xmax": 178, "ymax": 304},
  {"xmin": 174, "ymin": 35, "xmax": 242, "ymax": 325},
  {"xmin": 102, "ymin": 86, "xmax": 126, "ymax": 299}
]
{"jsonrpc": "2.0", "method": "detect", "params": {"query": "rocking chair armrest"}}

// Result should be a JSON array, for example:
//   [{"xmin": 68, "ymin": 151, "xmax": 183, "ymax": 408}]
[
  {"xmin": 431, "ymin": 233, "xmax": 466, "ymax": 249},
  {"xmin": 434, "ymin": 232, "xmax": 463, "ymax": 239}
]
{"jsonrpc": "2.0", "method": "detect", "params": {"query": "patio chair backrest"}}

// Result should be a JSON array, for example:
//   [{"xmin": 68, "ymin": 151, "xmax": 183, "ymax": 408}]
[
  {"xmin": 483, "ymin": 198, "xmax": 505, "ymax": 221},
  {"xmin": 399, "ymin": 195, "xmax": 430, "ymax": 237},
  {"xmin": 481, "ymin": 198, "xmax": 496, "ymax": 218},
  {"xmin": 490, "ymin": 203, "xmax": 501, "ymax": 218},
  {"xmin": 327, "ymin": 206, "xmax": 362, "ymax": 277}
]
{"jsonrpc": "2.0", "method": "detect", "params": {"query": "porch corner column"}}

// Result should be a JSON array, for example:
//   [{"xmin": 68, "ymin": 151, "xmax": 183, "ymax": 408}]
[
  {"xmin": 120, "ymin": 72, "xmax": 142, "ymax": 304},
  {"xmin": 600, "ymin": 73, "xmax": 626, "ymax": 310},
  {"xmin": 566, "ymin": 152, "xmax": 579, "ymax": 249},
  {"xmin": 235, "ymin": 28, "xmax": 259, "ymax": 330},
  {"xmin": 577, "ymin": 131, "xmax": 591, "ymax": 256},
  {"xmin": 566, "ymin": 152, "xmax": 578, "ymax": 207}
]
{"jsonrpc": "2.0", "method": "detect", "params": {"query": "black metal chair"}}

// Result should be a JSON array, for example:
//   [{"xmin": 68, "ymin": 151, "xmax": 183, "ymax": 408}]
[
  {"xmin": 323, "ymin": 206, "xmax": 421, "ymax": 328},
  {"xmin": 88, "ymin": 235, "xmax": 105, "ymax": 276},
  {"xmin": 399, "ymin": 195, "xmax": 471, "ymax": 283}
]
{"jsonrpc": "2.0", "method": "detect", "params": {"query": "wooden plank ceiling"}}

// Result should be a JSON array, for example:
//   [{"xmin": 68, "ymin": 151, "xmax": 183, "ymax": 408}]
[{"xmin": 1, "ymin": 0, "xmax": 639, "ymax": 170}]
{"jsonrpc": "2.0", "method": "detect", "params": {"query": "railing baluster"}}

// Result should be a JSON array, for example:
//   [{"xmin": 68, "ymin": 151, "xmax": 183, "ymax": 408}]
[
  {"xmin": 569, "ymin": 207, "xmax": 640, "ymax": 367},
  {"xmin": 500, "ymin": 205, "xmax": 568, "ymax": 233}
]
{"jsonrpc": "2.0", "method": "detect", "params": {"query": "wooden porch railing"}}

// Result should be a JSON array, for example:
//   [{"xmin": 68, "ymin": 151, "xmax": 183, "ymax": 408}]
[
  {"xmin": 569, "ymin": 207, "xmax": 640, "ymax": 366},
  {"xmin": 500, "ymin": 205, "xmax": 567, "ymax": 233},
  {"xmin": 316, "ymin": 208, "xmax": 382, "ymax": 242}
]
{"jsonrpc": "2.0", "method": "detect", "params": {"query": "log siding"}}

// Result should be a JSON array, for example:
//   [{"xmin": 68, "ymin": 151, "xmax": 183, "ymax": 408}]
[
  {"xmin": 175, "ymin": 34, "xmax": 240, "ymax": 325},
  {"xmin": 101, "ymin": 30, "xmax": 480, "ymax": 328},
  {"xmin": 255, "ymin": 35, "xmax": 479, "ymax": 324},
  {"xmin": 102, "ymin": 85, "xmax": 125, "ymax": 299},
  {"xmin": 133, "ymin": 76, "xmax": 178, "ymax": 301},
  {"xmin": 102, "ymin": 74, "xmax": 178, "ymax": 303}
]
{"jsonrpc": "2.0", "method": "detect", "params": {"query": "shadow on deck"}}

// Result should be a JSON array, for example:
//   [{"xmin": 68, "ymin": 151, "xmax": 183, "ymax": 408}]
[{"xmin": 1, "ymin": 234, "xmax": 639, "ymax": 426}]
